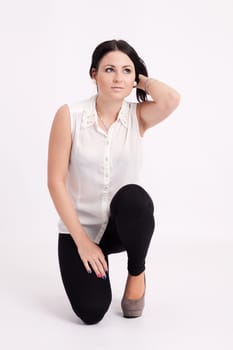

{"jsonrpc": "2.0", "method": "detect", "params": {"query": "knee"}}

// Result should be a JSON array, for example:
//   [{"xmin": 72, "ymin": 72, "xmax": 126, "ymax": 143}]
[
  {"xmin": 72, "ymin": 301, "xmax": 110, "ymax": 325},
  {"xmin": 78, "ymin": 308, "xmax": 106, "ymax": 325},
  {"xmin": 110, "ymin": 184, "xmax": 154, "ymax": 216}
]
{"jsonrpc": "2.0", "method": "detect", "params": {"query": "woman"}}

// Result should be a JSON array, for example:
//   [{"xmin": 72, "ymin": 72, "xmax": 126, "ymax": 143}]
[{"xmin": 47, "ymin": 39, "xmax": 180, "ymax": 325}]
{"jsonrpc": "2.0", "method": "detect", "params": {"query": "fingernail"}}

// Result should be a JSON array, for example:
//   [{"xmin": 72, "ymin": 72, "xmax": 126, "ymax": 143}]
[
  {"xmin": 88, "ymin": 270, "xmax": 92, "ymax": 274},
  {"xmin": 102, "ymin": 274, "xmax": 107, "ymax": 280},
  {"xmin": 97, "ymin": 274, "xmax": 102, "ymax": 278}
]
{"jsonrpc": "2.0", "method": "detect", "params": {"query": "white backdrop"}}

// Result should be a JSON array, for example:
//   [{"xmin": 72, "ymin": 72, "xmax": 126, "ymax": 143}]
[{"xmin": 0, "ymin": 0, "xmax": 232, "ymax": 349}]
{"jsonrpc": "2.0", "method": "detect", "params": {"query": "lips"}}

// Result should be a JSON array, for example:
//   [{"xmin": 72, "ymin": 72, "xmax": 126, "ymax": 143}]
[{"xmin": 111, "ymin": 86, "xmax": 124, "ymax": 90}]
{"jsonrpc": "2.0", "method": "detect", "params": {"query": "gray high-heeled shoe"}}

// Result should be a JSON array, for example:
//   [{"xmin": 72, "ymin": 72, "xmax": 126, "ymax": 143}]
[{"xmin": 121, "ymin": 275, "xmax": 146, "ymax": 318}]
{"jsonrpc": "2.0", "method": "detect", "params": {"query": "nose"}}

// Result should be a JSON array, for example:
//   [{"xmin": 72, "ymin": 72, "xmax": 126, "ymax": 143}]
[{"xmin": 113, "ymin": 71, "xmax": 123, "ymax": 82}]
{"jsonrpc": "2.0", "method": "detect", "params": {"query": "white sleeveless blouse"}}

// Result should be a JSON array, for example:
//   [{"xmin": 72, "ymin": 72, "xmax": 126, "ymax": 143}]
[{"xmin": 58, "ymin": 95, "xmax": 144, "ymax": 243}]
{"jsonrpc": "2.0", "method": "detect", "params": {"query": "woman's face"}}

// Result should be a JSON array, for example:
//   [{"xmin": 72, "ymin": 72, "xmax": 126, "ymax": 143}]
[{"xmin": 92, "ymin": 50, "xmax": 136, "ymax": 100}]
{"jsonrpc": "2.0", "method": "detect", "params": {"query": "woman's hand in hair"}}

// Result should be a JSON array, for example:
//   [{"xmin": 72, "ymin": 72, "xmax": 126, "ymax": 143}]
[{"xmin": 136, "ymin": 74, "xmax": 149, "ymax": 91}]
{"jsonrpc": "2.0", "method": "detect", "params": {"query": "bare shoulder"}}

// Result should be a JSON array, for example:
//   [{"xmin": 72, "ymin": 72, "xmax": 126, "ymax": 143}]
[
  {"xmin": 48, "ymin": 103, "xmax": 72, "ymax": 158},
  {"xmin": 48, "ymin": 104, "xmax": 72, "ymax": 178},
  {"xmin": 50, "ymin": 104, "xmax": 71, "ymax": 138},
  {"xmin": 53, "ymin": 104, "xmax": 70, "ymax": 127}
]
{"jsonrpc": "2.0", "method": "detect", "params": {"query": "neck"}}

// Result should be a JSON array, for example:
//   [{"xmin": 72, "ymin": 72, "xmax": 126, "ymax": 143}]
[{"xmin": 96, "ymin": 95, "xmax": 124, "ymax": 121}]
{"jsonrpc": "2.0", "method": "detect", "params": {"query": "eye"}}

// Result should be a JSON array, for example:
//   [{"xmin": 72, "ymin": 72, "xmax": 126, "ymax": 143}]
[
  {"xmin": 123, "ymin": 68, "xmax": 132, "ymax": 74},
  {"xmin": 105, "ymin": 67, "xmax": 114, "ymax": 73}
]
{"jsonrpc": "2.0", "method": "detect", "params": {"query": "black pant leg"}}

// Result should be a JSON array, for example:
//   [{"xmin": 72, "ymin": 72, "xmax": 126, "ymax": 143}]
[
  {"xmin": 109, "ymin": 184, "xmax": 155, "ymax": 275},
  {"xmin": 99, "ymin": 215, "xmax": 125, "ymax": 255},
  {"xmin": 58, "ymin": 234, "xmax": 112, "ymax": 325}
]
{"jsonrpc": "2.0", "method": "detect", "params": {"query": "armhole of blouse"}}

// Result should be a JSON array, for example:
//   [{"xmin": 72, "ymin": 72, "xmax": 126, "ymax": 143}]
[
  {"xmin": 66, "ymin": 103, "xmax": 75, "ymax": 141},
  {"xmin": 131, "ymin": 102, "xmax": 143, "ymax": 139}
]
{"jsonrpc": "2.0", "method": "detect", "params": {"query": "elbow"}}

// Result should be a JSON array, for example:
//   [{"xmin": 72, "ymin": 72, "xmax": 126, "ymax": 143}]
[
  {"xmin": 167, "ymin": 91, "xmax": 181, "ymax": 112},
  {"xmin": 171, "ymin": 89, "xmax": 181, "ymax": 105},
  {"xmin": 47, "ymin": 179, "xmax": 55, "ymax": 196},
  {"xmin": 47, "ymin": 177, "xmax": 65, "ymax": 195},
  {"xmin": 47, "ymin": 174, "xmax": 54, "ymax": 192},
  {"xmin": 47, "ymin": 179, "xmax": 53, "ymax": 193}
]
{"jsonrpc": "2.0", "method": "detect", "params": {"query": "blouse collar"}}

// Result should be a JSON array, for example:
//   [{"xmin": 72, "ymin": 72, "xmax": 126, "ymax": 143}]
[{"xmin": 81, "ymin": 95, "xmax": 129, "ymax": 129}]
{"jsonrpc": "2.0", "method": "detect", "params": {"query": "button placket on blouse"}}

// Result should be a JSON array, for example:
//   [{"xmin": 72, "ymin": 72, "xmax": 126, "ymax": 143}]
[
  {"xmin": 98, "ymin": 116, "xmax": 122, "ymax": 235},
  {"xmin": 102, "ymin": 133, "xmax": 112, "ymax": 221}
]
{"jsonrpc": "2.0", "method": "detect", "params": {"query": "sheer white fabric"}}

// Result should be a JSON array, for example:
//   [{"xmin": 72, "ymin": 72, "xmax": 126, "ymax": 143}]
[{"xmin": 58, "ymin": 95, "xmax": 143, "ymax": 243}]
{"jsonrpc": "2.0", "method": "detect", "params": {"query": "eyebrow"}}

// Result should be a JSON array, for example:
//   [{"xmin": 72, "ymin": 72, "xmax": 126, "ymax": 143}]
[{"xmin": 104, "ymin": 64, "xmax": 133, "ymax": 68}]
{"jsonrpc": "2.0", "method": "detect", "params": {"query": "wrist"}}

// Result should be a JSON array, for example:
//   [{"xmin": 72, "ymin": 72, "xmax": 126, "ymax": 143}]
[
  {"xmin": 144, "ymin": 78, "xmax": 156, "ymax": 94},
  {"xmin": 138, "ymin": 74, "xmax": 156, "ymax": 94},
  {"xmin": 137, "ymin": 74, "xmax": 148, "ymax": 89},
  {"xmin": 73, "ymin": 230, "xmax": 90, "ymax": 247}
]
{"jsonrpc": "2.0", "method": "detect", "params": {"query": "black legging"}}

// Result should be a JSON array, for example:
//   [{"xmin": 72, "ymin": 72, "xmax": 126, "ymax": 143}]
[{"xmin": 58, "ymin": 184, "xmax": 155, "ymax": 325}]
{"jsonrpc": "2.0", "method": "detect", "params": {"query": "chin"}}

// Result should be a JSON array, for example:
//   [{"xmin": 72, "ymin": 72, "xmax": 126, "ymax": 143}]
[
  {"xmin": 99, "ymin": 89, "xmax": 132, "ymax": 101},
  {"xmin": 109, "ymin": 90, "xmax": 131, "ymax": 100}
]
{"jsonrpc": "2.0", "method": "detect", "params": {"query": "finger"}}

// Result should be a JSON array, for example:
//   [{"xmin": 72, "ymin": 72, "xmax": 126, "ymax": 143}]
[
  {"xmin": 83, "ymin": 260, "xmax": 92, "ymax": 274},
  {"xmin": 95, "ymin": 246, "xmax": 108, "ymax": 272},
  {"xmin": 91, "ymin": 258, "xmax": 108, "ymax": 278},
  {"xmin": 89, "ymin": 258, "xmax": 103, "ymax": 278},
  {"xmin": 98, "ymin": 255, "xmax": 108, "ymax": 273},
  {"xmin": 95, "ymin": 259, "xmax": 107, "ymax": 278}
]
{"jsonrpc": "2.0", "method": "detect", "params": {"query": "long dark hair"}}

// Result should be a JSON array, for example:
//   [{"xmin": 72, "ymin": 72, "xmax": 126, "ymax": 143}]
[{"xmin": 89, "ymin": 39, "xmax": 148, "ymax": 102}]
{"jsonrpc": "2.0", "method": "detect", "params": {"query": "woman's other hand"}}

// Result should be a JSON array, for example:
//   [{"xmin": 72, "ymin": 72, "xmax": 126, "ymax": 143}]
[{"xmin": 76, "ymin": 235, "xmax": 108, "ymax": 278}]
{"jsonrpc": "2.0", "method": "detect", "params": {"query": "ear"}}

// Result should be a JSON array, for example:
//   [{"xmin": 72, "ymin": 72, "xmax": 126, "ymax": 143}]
[{"xmin": 91, "ymin": 68, "xmax": 97, "ymax": 80}]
